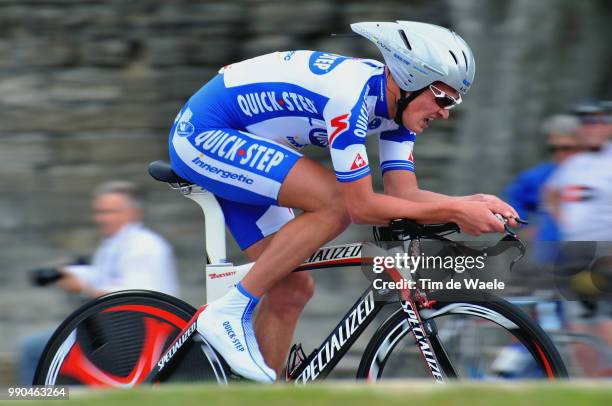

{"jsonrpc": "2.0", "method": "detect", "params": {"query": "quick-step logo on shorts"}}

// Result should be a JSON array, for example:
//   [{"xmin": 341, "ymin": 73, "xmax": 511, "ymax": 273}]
[
  {"xmin": 176, "ymin": 121, "xmax": 195, "ymax": 137},
  {"xmin": 193, "ymin": 130, "xmax": 286, "ymax": 174}
]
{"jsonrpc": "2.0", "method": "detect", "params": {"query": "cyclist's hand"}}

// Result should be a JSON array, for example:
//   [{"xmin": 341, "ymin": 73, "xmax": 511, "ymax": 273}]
[
  {"xmin": 472, "ymin": 194, "xmax": 519, "ymax": 228},
  {"xmin": 453, "ymin": 201, "xmax": 506, "ymax": 236}
]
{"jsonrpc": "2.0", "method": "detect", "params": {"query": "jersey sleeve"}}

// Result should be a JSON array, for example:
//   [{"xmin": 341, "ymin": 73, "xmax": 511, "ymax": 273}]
[
  {"xmin": 323, "ymin": 81, "xmax": 372, "ymax": 182},
  {"xmin": 378, "ymin": 127, "xmax": 416, "ymax": 175}
]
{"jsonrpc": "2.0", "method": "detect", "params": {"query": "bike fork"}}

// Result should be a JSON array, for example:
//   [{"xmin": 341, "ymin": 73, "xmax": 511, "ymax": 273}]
[{"xmin": 400, "ymin": 299, "xmax": 458, "ymax": 381}]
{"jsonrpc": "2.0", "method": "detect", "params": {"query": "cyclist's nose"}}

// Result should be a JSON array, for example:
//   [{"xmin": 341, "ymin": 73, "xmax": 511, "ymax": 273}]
[{"xmin": 438, "ymin": 109, "xmax": 450, "ymax": 120}]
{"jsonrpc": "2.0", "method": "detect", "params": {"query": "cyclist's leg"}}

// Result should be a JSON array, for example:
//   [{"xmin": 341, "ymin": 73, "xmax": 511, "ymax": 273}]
[
  {"xmin": 219, "ymin": 157, "xmax": 349, "ymax": 374},
  {"xmin": 253, "ymin": 271, "xmax": 315, "ymax": 374},
  {"xmin": 244, "ymin": 236, "xmax": 316, "ymax": 374},
  {"xmin": 207, "ymin": 159, "xmax": 349, "ymax": 379},
  {"xmin": 170, "ymin": 123, "xmax": 303, "ymax": 382},
  {"xmin": 216, "ymin": 195, "xmax": 323, "ymax": 375},
  {"xmin": 170, "ymin": 120, "xmax": 349, "ymax": 381},
  {"xmin": 240, "ymin": 158, "xmax": 349, "ymax": 373},
  {"xmin": 206, "ymin": 156, "xmax": 350, "ymax": 377},
  {"xmin": 240, "ymin": 156, "xmax": 350, "ymax": 295}
]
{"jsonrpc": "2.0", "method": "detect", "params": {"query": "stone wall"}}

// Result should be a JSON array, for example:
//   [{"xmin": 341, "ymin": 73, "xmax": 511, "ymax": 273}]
[{"xmin": 0, "ymin": 0, "xmax": 451, "ymax": 381}]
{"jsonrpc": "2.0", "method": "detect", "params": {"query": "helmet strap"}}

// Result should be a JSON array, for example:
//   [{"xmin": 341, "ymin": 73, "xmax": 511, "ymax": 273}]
[{"xmin": 394, "ymin": 87, "xmax": 427, "ymax": 126}]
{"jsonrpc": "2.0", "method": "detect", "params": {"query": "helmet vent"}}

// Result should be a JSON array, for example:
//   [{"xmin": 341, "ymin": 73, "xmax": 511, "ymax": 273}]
[
  {"xmin": 462, "ymin": 51, "xmax": 469, "ymax": 71},
  {"xmin": 448, "ymin": 51, "xmax": 458, "ymax": 65},
  {"xmin": 398, "ymin": 30, "xmax": 412, "ymax": 51}
]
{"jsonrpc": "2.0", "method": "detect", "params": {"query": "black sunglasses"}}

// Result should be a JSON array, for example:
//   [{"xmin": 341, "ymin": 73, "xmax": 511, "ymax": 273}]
[{"xmin": 429, "ymin": 84, "xmax": 462, "ymax": 110}]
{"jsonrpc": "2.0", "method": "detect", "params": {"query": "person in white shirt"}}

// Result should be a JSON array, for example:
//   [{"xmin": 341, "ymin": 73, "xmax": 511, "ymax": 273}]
[
  {"xmin": 19, "ymin": 181, "xmax": 179, "ymax": 384},
  {"xmin": 58, "ymin": 181, "xmax": 179, "ymax": 297}
]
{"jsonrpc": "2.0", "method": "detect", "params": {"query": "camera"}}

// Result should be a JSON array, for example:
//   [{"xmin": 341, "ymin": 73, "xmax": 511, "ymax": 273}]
[
  {"xmin": 29, "ymin": 256, "xmax": 89, "ymax": 287},
  {"xmin": 29, "ymin": 267, "xmax": 64, "ymax": 286}
]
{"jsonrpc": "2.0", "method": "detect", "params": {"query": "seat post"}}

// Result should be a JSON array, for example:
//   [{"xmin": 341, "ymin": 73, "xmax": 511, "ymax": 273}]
[
  {"xmin": 184, "ymin": 188, "xmax": 228, "ymax": 264},
  {"xmin": 147, "ymin": 160, "xmax": 230, "ymax": 265}
]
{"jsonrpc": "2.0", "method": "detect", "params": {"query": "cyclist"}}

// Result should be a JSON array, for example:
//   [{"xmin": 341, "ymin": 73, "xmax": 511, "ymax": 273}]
[{"xmin": 168, "ymin": 21, "xmax": 518, "ymax": 382}]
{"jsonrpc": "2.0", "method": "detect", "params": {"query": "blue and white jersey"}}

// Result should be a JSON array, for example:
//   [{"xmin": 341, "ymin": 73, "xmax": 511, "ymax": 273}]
[{"xmin": 183, "ymin": 50, "xmax": 416, "ymax": 183}]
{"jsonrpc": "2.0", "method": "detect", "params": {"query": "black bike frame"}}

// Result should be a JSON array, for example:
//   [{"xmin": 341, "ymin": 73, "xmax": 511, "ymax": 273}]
[
  {"xmin": 289, "ymin": 286, "xmax": 383, "ymax": 382},
  {"xmin": 144, "ymin": 241, "xmax": 452, "ymax": 384},
  {"xmin": 289, "ymin": 242, "xmax": 454, "ymax": 383}
]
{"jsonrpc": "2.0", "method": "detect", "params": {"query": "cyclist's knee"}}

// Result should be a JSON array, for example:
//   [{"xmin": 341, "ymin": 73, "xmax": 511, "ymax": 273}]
[
  {"xmin": 326, "ymin": 204, "xmax": 351, "ymax": 235},
  {"xmin": 316, "ymin": 191, "xmax": 351, "ymax": 231},
  {"xmin": 266, "ymin": 273, "xmax": 315, "ymax": 315}
]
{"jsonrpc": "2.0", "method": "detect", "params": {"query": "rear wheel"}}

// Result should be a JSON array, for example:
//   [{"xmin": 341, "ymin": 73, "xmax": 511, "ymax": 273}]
[
  {"xmin": 357, "ymin": 291, "xmax": 568, "ymax": 381},
  {"xmin": 34, "ymin": 290, "xmax": 228, "ymax": 386}
]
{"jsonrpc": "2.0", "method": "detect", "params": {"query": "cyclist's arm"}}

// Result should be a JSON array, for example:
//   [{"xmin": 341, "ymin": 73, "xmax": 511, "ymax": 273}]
[
  {"xmin": 377, "ymin": 128, "xmax": 493, "ymax": 205},
  {"xmin": 342, "ymin": 176, "xmax": 505, "ymax": 234},
  {"xmin": 383, "ymin": 170, "xmax": 470, "ymax": 202},
  {"xmin": 343, "ymin": 174, "xmax": 459, "ymax": 225},
  {"xmin": 382, "ymin": 170, "xmax": 518, "ymax": 223},
  {"xmin": 323, "ymin": 89, "xmax": 502, "ymax": 232}
]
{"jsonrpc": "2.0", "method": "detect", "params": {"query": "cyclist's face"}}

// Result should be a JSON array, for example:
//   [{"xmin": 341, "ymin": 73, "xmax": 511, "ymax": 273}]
[
  {"xmin": 93, "ymin": 193, "xmax": 140, "ymax": 236},
  {"xmin": 402, "ymin": 82, "xmax": 456, "ymax": 133}
]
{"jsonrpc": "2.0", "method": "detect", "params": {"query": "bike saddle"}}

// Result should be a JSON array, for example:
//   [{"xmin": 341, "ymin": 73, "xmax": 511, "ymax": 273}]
[{"xmin": 148, "ymin": 160, "xmax": 193, "ymax": 185}]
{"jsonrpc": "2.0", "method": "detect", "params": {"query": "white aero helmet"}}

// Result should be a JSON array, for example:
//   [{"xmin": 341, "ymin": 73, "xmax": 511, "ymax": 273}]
[{"xmin": 351, "ymin": 21, "xmax": 475, "ymax": 95}]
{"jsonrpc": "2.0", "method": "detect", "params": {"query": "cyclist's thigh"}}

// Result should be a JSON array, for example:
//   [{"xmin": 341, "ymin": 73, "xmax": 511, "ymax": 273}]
[{"xmin": 277, "ymin": 156, "xmax": 344, "ymax": 212}]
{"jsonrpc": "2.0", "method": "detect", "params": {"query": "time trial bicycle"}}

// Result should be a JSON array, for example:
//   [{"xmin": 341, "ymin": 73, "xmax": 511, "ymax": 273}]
[{"xmin": 34, "ymin": 160, "xmax": 568, "ymax": 386}]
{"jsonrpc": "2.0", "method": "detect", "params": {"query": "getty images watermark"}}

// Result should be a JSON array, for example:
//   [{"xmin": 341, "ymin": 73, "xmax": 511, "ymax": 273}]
[
  {"xmin": 371, "ymin": 251, "xmax": 507, "ymax": 291},
  {"xmin": 361, "ymin": 240, "xmax": 612, "ymax": 301}
]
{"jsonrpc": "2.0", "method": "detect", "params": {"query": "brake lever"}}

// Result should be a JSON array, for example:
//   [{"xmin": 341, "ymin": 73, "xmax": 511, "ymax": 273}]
[
  {"xmin": 499, "ymin": 216, "xmax": 528, "ymax": 238},
  {"xmin": 493, "ymin": 214, "xmax": 527, "ymax": 270},
  {"xmin": 515, "ymin": 217, "xmax": 529, "ymax": 225}
]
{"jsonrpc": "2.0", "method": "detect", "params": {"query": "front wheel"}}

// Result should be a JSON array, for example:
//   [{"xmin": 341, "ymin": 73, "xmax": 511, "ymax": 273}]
[
  {"xmin": 357, "ymin": 291, "xmax": 568, "ymax": 381},
  {"xmin": 34, "ymin": 290, "xmax": 228, "ymax": 386}
]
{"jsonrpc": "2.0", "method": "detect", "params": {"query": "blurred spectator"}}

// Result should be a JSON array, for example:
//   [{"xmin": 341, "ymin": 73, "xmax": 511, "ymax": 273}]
[
  {"xmin": 504, "ymin": 114, "xmax": 580, "ymax": 264},
  {"xmin": 19, "ymin": 180, "xmax": 180, "ymax": 384},
  {"xmin": 545, "ymin": 100, "xmax": 612, "ymax": 376},
  {"xmin": 56, "ymin": 181, "xmax": 179, "ymax": 297},
  {"xmin": 546, "ymin": 101, "xmax": 612, "ymax": 242}
]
